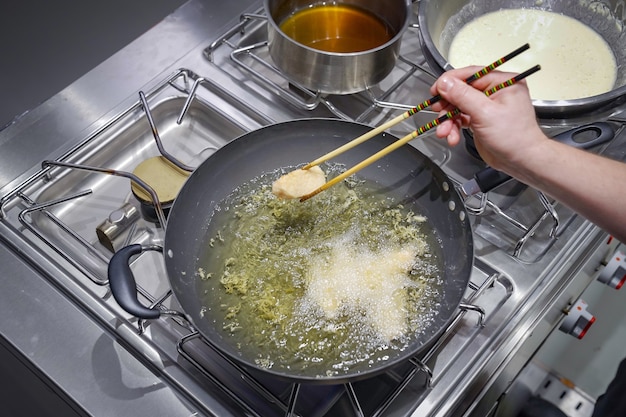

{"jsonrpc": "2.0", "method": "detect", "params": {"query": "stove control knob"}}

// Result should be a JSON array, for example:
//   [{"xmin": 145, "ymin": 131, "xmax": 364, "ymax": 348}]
[
  {"xmin": 598, "ymin": 250, "xmax": 626, "ymax": 289},
  {"xmin": 559, "ymin": 299, "xmax": 595, "ymax": 339}
]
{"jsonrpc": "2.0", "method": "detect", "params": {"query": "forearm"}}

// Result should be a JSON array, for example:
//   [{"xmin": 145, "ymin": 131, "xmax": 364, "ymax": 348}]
[{"xmin": 505, "ymin": 139, "xmax": 626, "ymax": 242}]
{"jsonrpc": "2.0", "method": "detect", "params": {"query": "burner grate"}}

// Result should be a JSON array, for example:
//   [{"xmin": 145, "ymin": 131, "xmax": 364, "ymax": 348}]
[{"xmin": 203, "ymin": 10, "xmax": 434, "ymax": 122}]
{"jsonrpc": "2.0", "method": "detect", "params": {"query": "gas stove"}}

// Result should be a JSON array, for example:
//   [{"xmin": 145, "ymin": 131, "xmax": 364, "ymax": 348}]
[{"xmin": 1, "ymin": 1, "xmax": 625, "ymax": 416}]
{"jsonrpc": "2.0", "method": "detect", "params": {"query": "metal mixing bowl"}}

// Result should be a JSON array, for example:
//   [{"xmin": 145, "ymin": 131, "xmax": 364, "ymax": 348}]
[{"xmin": 417, "ymin": 0, "xmax": 626, "ymax": 120}]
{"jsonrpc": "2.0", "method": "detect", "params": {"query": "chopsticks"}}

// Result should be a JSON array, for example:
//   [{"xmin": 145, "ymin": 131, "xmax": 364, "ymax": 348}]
[
  {"xmin": 302, "ymin": 43, "xmax": 530, "ymax": 170},
  {"xmin": 300, "ymin": 64, "xmax": 541, "ymax": 202}
]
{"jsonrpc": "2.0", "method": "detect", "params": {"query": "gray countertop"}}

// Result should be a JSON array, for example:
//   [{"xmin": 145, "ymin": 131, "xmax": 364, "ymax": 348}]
[
  {"xmin": 0, "ymin": 240, "xmax": 201, "ymax": 416},
  {"xmin": 0, "ymin": 1, "xmax": 256, "ymax": 415},
  {"xmin": 0, "ymin": 0, "xmax": 188, "ymax": 129}
]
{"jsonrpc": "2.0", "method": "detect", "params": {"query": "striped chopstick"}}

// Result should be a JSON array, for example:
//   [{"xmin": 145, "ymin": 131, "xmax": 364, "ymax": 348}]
[
  {"xmin": 301, "ymin": 43, "xmax": 531, "ymax": 170},
  {"xmin": 300, "ymin": 65, "xmax": 541, "ymax": 202},
  {"xmin": 405, "ymin": 43, "xmax": 531, "ymax": 115}
]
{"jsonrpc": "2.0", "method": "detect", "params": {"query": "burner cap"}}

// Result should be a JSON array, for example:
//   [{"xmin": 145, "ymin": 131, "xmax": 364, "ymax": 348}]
[{"xmin": 131, "ymin": 156, "xmax": 190, "ymax": 205}]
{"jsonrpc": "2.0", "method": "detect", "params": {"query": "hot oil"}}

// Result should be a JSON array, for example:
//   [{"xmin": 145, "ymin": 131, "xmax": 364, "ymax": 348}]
[
  {"xmin": 279, "ymin": 4, "xmax": 394, "ymax": 53},
  {"xmin": 196, "ymin": 165, "xmax": 444, "ymax": 378}
]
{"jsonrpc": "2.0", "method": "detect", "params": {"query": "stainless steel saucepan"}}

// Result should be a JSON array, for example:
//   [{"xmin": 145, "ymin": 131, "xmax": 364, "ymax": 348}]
[{"xmin": 265, "ymin": 0, "xmax": 412, "ymax": 94}]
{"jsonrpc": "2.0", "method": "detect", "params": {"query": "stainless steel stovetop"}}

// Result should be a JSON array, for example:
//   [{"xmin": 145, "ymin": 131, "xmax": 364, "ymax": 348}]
[{"xmin": 1, "ymin": 1, "xmax": 625, "ymax": 416}]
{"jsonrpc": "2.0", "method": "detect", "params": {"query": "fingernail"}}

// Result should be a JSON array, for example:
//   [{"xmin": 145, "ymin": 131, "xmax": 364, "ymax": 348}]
[{"xmin": 439, "ymin": 76, "xmax": 454, "ymax": 93}]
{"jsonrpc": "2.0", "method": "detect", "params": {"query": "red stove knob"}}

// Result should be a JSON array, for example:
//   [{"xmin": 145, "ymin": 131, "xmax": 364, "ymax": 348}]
[
  {"xmin": 598, "ymin": 250, "xmax": 626, "ymax": 289},
  {"xmin": 559, "ymin": 299, "xmax": 595, "ymax": 339}
]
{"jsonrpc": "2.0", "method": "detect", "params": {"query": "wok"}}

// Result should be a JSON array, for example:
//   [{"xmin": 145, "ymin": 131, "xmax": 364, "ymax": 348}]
[
  {"xmin": 108, "ymin": 118, "xmax": 473, "ymax": 384},
  {"xmin": 417, "ymin": 0, "xmax": 626, "ymax": 120}
]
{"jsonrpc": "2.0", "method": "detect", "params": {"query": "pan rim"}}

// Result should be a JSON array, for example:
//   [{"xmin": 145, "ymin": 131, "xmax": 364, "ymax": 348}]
[{"xmin": 163, "ymin": 118, "xmax": 474, "ymax": 384}]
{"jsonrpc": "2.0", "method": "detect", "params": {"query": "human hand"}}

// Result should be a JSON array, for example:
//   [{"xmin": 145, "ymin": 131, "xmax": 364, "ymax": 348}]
[
  {"xmin": 428, "ymin": 68, "xmax": 626, "ymax": 243},
  {"xmin": 429, "ymin": 66, "xmax": 548, "ymax": 173}
]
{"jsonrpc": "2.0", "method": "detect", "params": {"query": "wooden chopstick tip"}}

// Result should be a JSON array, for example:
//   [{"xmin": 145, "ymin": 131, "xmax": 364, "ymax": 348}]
[{"xmin": 299, "ymin": 187, "xmax": 322, "ymax": 202}]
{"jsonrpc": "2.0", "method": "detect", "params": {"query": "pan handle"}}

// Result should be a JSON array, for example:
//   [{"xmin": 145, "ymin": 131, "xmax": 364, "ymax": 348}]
[
  {"xmin": 108, "ymin": 244, "xmax": 162, "ymax": 320},
  {"xmin": 462, "ymin": 122, "xmax": 615, "ymax": 196}
]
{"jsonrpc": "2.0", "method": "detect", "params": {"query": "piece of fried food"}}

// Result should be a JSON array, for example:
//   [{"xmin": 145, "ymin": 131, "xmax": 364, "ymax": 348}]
[{"xmin": 272, "ymin": 166, "xmax": 326, "ymax": 199}]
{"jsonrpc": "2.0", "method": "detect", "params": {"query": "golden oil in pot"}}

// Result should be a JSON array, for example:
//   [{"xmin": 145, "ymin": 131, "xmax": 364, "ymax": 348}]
[{"xmin": 279, "ymin": 4, "xmax": 394, "ymax": 53}]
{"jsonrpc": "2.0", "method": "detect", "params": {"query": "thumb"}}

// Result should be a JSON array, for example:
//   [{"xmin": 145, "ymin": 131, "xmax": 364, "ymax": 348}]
[{"xmin": 436, "ymin": 75, "xmax": 487, "ymax": 113}]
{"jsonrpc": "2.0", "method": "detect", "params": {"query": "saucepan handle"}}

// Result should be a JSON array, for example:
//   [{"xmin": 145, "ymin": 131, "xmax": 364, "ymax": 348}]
[
  {"xmin": 464, "ymin": 122, "xmax": 615, "ymax": 195},
  {"xmin": 108, "ymin": 244, "xmax": 161, "ymax": 320}
]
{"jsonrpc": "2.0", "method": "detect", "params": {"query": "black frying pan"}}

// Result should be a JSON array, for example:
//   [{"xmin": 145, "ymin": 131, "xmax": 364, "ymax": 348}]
[{"xmin": 108, "ymin": 118, "xmax": 473, "ymax": 384}]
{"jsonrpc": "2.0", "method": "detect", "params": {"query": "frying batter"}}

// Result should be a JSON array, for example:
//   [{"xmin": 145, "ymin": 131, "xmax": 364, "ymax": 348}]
[
  {"xmin": 448, "ymin": 8, "xmax": 617, "ymax": 100},
  {"xmin": 272, "ymin": 165, "xmax": 326, "ymax": 199}
]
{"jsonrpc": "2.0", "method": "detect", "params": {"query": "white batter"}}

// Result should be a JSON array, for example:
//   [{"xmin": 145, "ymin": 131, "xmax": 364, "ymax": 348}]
[{"xmin": 448, "ymin": 8, "xmax": 617, "ymax": 100}]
